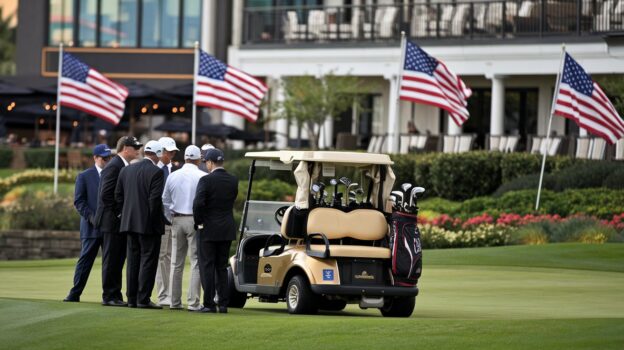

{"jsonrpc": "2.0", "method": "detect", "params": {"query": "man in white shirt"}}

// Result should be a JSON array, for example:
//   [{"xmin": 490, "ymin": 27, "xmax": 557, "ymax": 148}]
[
  {"xmin": 162, "ymin": 145, "xmax": 207, "ymax": 311},
  {"xmin": 155, "ymin": 136, "xmax": 180, "ymax": 307}
]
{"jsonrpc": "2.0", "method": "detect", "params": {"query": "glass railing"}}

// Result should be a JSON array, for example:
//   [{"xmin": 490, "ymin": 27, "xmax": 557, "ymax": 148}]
[{"xmin": 242, "ymin": 1, "xmax": 622, "ymax": 45}]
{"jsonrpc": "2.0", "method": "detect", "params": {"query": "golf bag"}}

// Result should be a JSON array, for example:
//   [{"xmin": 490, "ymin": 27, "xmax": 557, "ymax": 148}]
[{"xmin": 389, "ymin": 211, "xmax": 422, "ymax": 286}]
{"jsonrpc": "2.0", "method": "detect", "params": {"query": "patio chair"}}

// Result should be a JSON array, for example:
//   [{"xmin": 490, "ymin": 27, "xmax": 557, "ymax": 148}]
[
  {"xmin": 399, "ymin": 135, "xmax": 410, "ymax": 154},
  {"xmin": 450, "ymin": 4, "xmax": 470, "ymax": 36},
  {"xmin": 595, "ymin": 0, "xmax": 616, "ymax": 31},
  {"xmin": 473, "ymin": 3, "xmax": 488, "ymax": 33},
  {"xmin": 367, "ymin": 135, "xmax": 378, "ymax": 153},
  {"xmin": 442, "ymin": 134, "xmax": 456, "ymax": 153},
  {"xmin": 378, "ymin": 7, "xmax": 398, "ymax": 38},
  {"xmin": 487, "ymin": 134, "xmax": 502, "ymax": 151},
  {"xmin": 285, "ymin": 11, "xmax": 305, "ymax": 41},
  {"xmin": 456, "ymin": 134, "xmax": 475, "ymax": 153},
  {"xmin": 575, "ymin": 137, "xmax": 591, "ymax": 159},
  {"xmin": 307, "ymin": 10, "xmax": 326, "ymax": 40},
  {"xmin": 410, "ymin": 4, "xmax": 430, "ymax": 37},
  {"xmin": 615, "ymin": 138, "xmax": 624, "ymax": 160},
  {"xmin": 505, "ymin": 135, "xmax": 520, "ymax": 153},
  {"xmin": 529, "ymin": 135, "xmax": 542, "ymax": 154},
  {"xmin": 546, "ymin": 137, "xmax": 562, "ymax": 156},
  {"xmin": 408, "ymin": 134, "xmax": 428, "ymax": 152},
  {"xmin": 363, "ymin": 6, "xmax": 386, "ymax": 38},
  {"xmin": 377, "ymin": 135, "xmax": 388, "ymax": 153},
  {"xmin": 589, "ymin": 138, "xmax": 607, "ymax": 160},
  {"xmin": 429, "ymin": 5, "xmax": 455, "ymax": 36}
]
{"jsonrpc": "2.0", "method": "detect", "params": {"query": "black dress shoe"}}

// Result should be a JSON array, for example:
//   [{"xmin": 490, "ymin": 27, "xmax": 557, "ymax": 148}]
[
  {"xmin": 63, "ymin": 295, "xmax": 79, "ymax": 302},
  {"xmin": 198, "ymin": 306, "xmax": 217, "ymax": 313},
  {"xmin": 128, "ymin": 303, "xmax": 137, "ymax": 308},
  {"xmin": 137, "ymin": 302, "xmax": 163, "ymax": 310},
  {"xmin": 102, "ymin": 299, "xmax": 128, "ymax": 307},
  {"xmin": 218, "ymin": 307, "xmax": 228, "ymax": 314}
]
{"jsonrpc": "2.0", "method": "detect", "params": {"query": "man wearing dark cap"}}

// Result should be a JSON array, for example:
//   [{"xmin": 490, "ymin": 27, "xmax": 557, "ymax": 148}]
[
  {"xmin": 95, "ymin": 136, "xmax": 142, "ymax": 307},
  {"xmin": 193, "ymin": 148, "xmax": 238, "ymax": 313},
  {"xmin": 63, "ymin": 144, "xmax": 112, "ymax": 302}
]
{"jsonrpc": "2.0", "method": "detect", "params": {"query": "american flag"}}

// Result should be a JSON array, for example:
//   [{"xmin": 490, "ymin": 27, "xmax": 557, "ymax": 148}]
[
  {"xmin": 399, "ymin": 41, "xmax": 471, "ymax": 126},
  {"xmin": 553, "ymin": 53, "xmax": 624, "ymax": 144},
  {"xmin": 59, "ymin": 53, "xmax": 128, "ymax": 125},
  {"xmin": 195, "ymin": 50, "xmax": 267, "ymax": 122}
]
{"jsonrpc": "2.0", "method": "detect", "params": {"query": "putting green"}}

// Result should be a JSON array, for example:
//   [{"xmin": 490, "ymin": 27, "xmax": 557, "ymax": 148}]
[{"xmin": 0, "ymin": 243, "xmax": 622, "ymax": 349}]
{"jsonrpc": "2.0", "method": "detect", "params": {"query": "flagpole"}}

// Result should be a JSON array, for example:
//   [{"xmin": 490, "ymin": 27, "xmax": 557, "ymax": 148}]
[
  {"xmin": 191, "ymin": 41, "xmax": 199, "ymax": 145},
  {"xmin": 53, "ymin": 43, "xmax": 64, "ymax": 195},
  {"xmin": 536, "ymin": 43, "xmax": 566, "ymax": 210},
  {"xmin": 390, "ymin": 31, "xmax": 406, "ymax": 154}
]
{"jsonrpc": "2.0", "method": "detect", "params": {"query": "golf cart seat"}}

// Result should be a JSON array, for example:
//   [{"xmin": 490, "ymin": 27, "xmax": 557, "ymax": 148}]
[{"xmin": 270, "ymin": 206, "xmax": 390, "ymax": 259}]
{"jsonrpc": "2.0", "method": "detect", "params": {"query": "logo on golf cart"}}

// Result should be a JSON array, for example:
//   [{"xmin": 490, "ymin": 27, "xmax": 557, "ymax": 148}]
[
  {"xmin": 355, "ymin": 270, "xmax": 375, "ymax": 280},
  {"xmin": 322, "ymin": 269, "xmax": 334, "ymax": 281},
  {"xmin": 264, "ymin": 264, "xmax": 272, "ymax": 273}
]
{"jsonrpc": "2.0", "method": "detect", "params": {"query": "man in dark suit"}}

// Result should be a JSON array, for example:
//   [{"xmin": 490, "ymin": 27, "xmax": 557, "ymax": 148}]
[
  {"xmin": 193, "ymin": 148, "xmax": 238, "ymax": 313},
  {"xmin": 95, "ymin": 136, "xmax": 142, "ymax": 306},
  {"xmin": 116, "ymin": 140, "xmax": 167, "ymax": 309},
  {"xmin": 63, "ymin": 144, "xmax": 112, "ymax": 302}
]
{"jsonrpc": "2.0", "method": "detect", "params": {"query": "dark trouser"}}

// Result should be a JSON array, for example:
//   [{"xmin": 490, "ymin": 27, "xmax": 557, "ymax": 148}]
[
  {"xmin": 126, "ymin": 233, "xmax": 161, "ymax": 305},
  {"xmin": 68, "ymin": 237, "xmax": 102, "ymax": 298},
  {"xmin": 198, "ymin": 240, "xmax": 231, "ymax": 308},
  {"xmin": 101, "ymin": 232, "xmax": 127, "ymax": 302}
]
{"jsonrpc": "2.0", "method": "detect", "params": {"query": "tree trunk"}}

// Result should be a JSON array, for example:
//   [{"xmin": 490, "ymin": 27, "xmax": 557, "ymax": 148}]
[{"xmin": 306, "ymin": 121, "xmax": 319, "ymax": 150}]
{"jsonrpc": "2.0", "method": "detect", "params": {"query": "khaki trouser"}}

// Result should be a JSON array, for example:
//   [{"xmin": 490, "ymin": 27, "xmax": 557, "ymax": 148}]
[
  {"xmin": 155, "ymin": 225, "xmax": 172, "ymax": 305},
  {"xmin": 169, "ymin": 216, "xmax": 201, "ymax": 309}
]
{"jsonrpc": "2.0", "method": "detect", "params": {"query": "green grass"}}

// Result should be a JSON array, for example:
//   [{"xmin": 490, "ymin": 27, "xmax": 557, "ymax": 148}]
[
  {"xmin": 0, "ymin": 244, "xmax": 623, "ymax": 349},
  {"xmin": 0, "ymin": 168, "xmax": 20, "ymax": 178}
]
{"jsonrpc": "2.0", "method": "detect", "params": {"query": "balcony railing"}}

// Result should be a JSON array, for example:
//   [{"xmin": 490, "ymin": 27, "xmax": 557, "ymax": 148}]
[{"xmin": 242, "ymin": 1, "xmax": 623, "ymax": 45}]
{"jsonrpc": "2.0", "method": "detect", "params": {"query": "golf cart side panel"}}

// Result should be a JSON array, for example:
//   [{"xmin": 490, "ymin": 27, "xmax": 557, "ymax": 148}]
[{"xmin": 310, "ymin": 285, "xmax": 419, "ymax": 297}]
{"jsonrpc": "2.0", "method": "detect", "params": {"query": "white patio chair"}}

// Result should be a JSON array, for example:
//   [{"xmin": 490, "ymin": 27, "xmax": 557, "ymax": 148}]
[
  {"xmin": 450, "ymin": 4, "xmax": 469, "ymax": 36},
  {"xmin": 377, "ymin": 136, "xmax": 388, "ymax": 153},
  {"xmin": 530, "ymin": 136, "xmax": 542, "ymax": 154},
  {"xmin": 474, "ymin": 3, "xmax": 488, "ymax": 32},
  {"xmin": 442, "ymin": 135, "xmax": 456, "ymax": 153},
  {"xmin": 367, "ymin": 136, "xmax": 378, "ymax": 153},
  {"xmin": 307, "ymin": 10, "xmax": 326, "ymax": 40},
  {"xmin": 378, "ymin": 7, "xmax": 398, "ymax": 38},
  {"xmin": 518, "ymin": 1, "xmax": 535, "ymax": 17},
  {"xmin": 430, "ymin": 5, "xmax": 455, "ymax": 36},
  {"xmin": 410, "ymin": 5, "xmax": 430, "ymax": 37},
  {"xmin": 363, "ymin": 7, "xmax": 386, "ymax": 38},
  {"xmin": 589, "ymin": 138, "xmax": 607, "ymax": 160},
  {"xmin": 488, "ymin": 135, "xmax": 502, "ymax": 151},
  {"xmin": 595, "ymin": 0, "xmax": 615, "ymax": 31},
  {"xmin": 456, "ymin": 134, "xmax": 474, "ymax": 153},
  {"xmin": 547, "ymin": 137, "xmax": 562, "ymax": 156},
  {"xmin": 416, "ymin": 135, "xmax": 428, "ymax": 149},
  {"xmin": 399, "ymin": 135, "xmax": 410, "ymax": 154},
  {"xmin": 285, "ymin": 11, "xmax": 305, "ymax": 41},
  {"xmin": 575, "ymin": 137, "xmax": 591, "ymax": 159},
  {"xmin": 505, "ymin": 135, "xmax": 520, "ymax": 153},
  {"xmin": 615, "ymin": 138, "xmax": 624, "ymax": 160}
]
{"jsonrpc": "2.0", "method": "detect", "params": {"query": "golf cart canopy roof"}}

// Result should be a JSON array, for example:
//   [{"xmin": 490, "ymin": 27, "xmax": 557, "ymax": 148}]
[{"xmin": 244, "ymin": 151, "xmax": 394, "ymax": 166}]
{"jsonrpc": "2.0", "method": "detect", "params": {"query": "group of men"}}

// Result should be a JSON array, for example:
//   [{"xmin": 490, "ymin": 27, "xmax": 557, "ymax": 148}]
[{"xmin": 63, "ymin": 136, "xmax": 239, "ymax": 313}]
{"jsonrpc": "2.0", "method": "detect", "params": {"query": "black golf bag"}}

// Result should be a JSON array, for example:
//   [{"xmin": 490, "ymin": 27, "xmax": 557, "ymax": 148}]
[{"xmin": 389, "ymin": 211, "xmax": 422, "ymax": 286}]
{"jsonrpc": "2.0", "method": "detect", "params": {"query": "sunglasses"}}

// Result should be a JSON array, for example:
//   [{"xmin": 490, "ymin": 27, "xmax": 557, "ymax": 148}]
[{"xmin": 100, "ymin": 156, "xmax": 112, "ymax": 161}]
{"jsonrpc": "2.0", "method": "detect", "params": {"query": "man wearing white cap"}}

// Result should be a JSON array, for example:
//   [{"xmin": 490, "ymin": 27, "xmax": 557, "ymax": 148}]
[
  {"xmin": 115, "ymin": 140, "xmax": 167, "ymax": 309},
  {"xmin": 162, "ymin": 145, "xmax": 206, "ymax": 311},
  {"xmin": 155, "ymin": 136, "xmax": 180, "ymax": 307},
  {"xmin": 198, "ymin": 143, "xmax": 214, "ymax": 173}
]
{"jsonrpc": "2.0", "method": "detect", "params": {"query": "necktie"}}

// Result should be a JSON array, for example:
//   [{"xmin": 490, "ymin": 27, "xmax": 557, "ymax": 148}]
[{"xmin": 162, "ymin": 165, "xmax": 169, "ymax": 182}]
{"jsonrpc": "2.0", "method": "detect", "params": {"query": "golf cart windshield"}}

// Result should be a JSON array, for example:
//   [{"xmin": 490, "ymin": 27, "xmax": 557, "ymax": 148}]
[{"xmin": 243, "ymin": 200, "xmax": 293, "ymax": 235}]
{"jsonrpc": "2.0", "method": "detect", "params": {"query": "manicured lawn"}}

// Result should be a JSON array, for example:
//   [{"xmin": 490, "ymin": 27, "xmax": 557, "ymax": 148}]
[
  {"xmin": 0, "ymin": 244, "xmax": 623, "ymax": 349},
  {"xmin": 0, "ymin": 168, "xmax": 21, "ymax": 178}
]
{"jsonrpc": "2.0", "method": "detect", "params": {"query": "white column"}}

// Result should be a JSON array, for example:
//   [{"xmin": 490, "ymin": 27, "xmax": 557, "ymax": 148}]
[
  {"xmin": 201, "ymin": 0, "xmax": 216, "ymax": 53},
  {"xmin": 538, "ymin": 81, "xmax": 565, "ymax": 136},
  {"xmin": 231, "ymin": 0, "xmax": 243, "ymax": 48},
  {"xmin": 273, "ymin": 77, "xmax": 289, "ymax": 149},
  {"xmin": 386, "ymin": 75, "xmax": 400, "ymax": 153},
  {"xmin": 222, "ymin": 112, "xmax": 245, "ymax": 150},
  {"xmin": 489, "ymin": 74, "xmax": 505, "ymax": 136},
  {"xmin": 447, "ymin": 117, "xmax": 462, "ymax": 135},
  {"xmin": 318, "ymin": 117, "xmax": 334, "ymax": 149}
]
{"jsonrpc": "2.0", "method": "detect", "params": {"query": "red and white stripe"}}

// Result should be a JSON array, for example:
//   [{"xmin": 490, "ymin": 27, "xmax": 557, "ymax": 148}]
[
  {"xmin": 59, "ymin": 69, "xmax": 128, "ymax": 125},
  {"xmin": 554, "ymin": 82, "xmax": 624, "ymax": 144},
  {"xmin": 195, "ymin": 66, "xmax": 267, "ymax": 122},
  {"xmin": 399, "ymin": 62, "xmax": 472, "ymax": 127}
]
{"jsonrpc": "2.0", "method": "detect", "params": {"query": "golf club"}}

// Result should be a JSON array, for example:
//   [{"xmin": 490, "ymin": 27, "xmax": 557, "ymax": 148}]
[
  {"xmin": 330, "ymin": 178, "xmax": 341, "ymax": 207},
  {"xmin": 311, "ymin": 183, "xmax": 321, "ymax": 205},
  {"xmin": 389, "ymin": 194, "xmax": 397, "ymax": 211},
  {"xmin": 339, "ymin": 177, "xmax": 352, "ymax": 207},
  {"xmin": 391, "ymin": 190, "xmax": 404, "ymax": 211},
  {"xmin": 401, "ymin": 183, "xmax": 413, "ymax": 212},
  {"xmin": 409, "ymin": 186, "xmax": 426, "ymax": 210}
]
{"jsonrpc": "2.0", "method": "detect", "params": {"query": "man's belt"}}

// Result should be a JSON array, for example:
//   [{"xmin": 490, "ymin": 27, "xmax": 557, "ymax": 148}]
[{"xmin": 172, "ymin": 212, "xmax": 193, "ymax": 217}]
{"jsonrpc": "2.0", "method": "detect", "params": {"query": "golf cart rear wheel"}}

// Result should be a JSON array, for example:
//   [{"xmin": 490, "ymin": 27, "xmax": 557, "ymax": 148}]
[
  {"xmin": 380, "ymin": 296, "xmax": 415, "ymax": 318},
  {"xmin": 227, "ymin": 267, "xmax": 247, "ymax": 308},
  {"xmin": 286, "ymin": 275, "xmax": 318, "ymax": 314}
]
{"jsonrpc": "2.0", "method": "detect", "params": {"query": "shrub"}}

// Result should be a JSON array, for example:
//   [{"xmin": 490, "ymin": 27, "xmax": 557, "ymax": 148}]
[
  {"xmin": 392, "ymin": 154, "xmax": 417, "ymax": 187},
  {"xmin": 0, "ymin": 194, "xmax": 80, "ymax": 230},
  {"xmin": 603, "ymin": 168, "xmax": 624, "ymax": 190},
  {"xmin": 553, "ymin": 161, "xmax": 624, "ymax": 191},
  {"xmin": 418, "ymin": 197, "xmax": 461, "ymax": 216},
  {"xmin": 0, "ymin": 169, "xmax": 78, "ymax": 195},
  {"xmin": 413, "ymin": 153, "xmax": 438, "ymax": 196},
  {"xmin": 24, "ymin": 148, "xmax": 57, "ymax": 168},
  {"xmin": 508, "ymin": 216, "xmax": 622, "ymax": 244},
  {"xmin": 0, "ymin": 148, "xmax": 12, "ymax": 168},
  {"xmin": 429, "ymin": 151, "xmax": 502, "ymax": 201},
  {"xmin": 420, "ymin": 224, "xmax": 510, "ymax": 249},
  {"xmin": 494, "ymin": 173, "xmax": 557, "ymax": 196},
  {"xmin": 499, "ymin": 152, "xmax": 545, "ymax": 183}
]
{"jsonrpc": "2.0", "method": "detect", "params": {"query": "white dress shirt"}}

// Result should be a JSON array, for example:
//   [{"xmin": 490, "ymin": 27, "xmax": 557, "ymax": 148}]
[
  {"xmin": 95, "ymin": 165, "xmax": 103, "ymax": 176},
  {"xmin": 120, "ymin": 155, "xmax": 130, "ymax": 166},
  {"xmin": 162, "ymin": 163, "xmax": 207, "ymax": 221},
  {"xmin": 157, "ymin": 160, "xmax": 173, "ymax": 172}
]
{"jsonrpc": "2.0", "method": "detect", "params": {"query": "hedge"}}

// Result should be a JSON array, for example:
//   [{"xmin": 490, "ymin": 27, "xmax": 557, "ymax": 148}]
[
  {"xmin": 420, "ymin": 188, "xmax": 624, "ymax": 219},
  {"xmin": 23, "ymin": 148, "xmax": 92, "ymax": 168},
  {"xmin": 0, "ymin": 148, "xmax": 13, "ymax": 168},
  {"xmin": 0, "ymin": 169, "xmax": 78, "ymax": 195}
]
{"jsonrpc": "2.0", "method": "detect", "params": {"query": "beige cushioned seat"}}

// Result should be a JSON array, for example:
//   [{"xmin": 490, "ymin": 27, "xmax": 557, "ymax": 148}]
[
  {"xmin": 308, "ymin": 245, "xmax": 390, "ymax": 259},
  {"xmin": 306, "ymin": 208, "xmax": 388, "ymax": 240}
]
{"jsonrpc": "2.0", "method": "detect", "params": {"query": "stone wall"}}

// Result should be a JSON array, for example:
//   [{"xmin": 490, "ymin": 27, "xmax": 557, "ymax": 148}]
[{"xmin": 0, "ymin": 230, "xmax": 81, "ymax": 260}]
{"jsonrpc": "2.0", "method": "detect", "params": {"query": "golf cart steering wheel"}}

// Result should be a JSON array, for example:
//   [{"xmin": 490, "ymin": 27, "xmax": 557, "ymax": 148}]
[{"xmin": 274, "ymin": 206, "xmax": 290, "ymax": 226}]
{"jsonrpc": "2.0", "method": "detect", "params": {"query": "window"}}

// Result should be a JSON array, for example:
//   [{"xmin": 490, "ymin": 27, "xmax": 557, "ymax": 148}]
[
  {"xmin": 49, "ymin": 0, "xmax": 200, "ymax": 48},
  {"xmin": 49, "ymin": 0, "xmax": 74, "ymax": 45}
]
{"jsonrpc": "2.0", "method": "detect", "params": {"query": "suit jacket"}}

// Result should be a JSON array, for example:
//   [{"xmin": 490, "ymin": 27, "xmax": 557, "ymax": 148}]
[
  {"xmin": 94, "ymin": 155, "xmax": 126, "ymax": 234},
  {"xmin": 74, "ymin": 166, "xmax": 101, "ymax": 239},
  {"xmin": 160, "ymin": 162, "xmax": 181, "ymax": 184},
  {"xmin": 193, "ymin": 168, "xmax": 239, "ymax": 241},
  {"xmin": 115, "ymin": 158, "xmax": 166, "ymax": 235}
]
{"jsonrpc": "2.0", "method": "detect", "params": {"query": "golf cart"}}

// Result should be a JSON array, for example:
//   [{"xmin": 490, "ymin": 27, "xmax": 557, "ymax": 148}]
[{"xmin": 227, "ymin": 151, "xmax": 423, "ymax": 317}]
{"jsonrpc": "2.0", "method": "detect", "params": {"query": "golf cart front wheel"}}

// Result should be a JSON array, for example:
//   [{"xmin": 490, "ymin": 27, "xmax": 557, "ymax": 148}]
[
  {"xmin": 286, "ymin": 275, "xmax": 318, "ymax": 314},
  {"xmin": 380, "ymin": 296, "xmax": 415, "ymax": 318},
  {"xmin": 227, "ymin": 267, "xmax": 247, "ymax": 308}
]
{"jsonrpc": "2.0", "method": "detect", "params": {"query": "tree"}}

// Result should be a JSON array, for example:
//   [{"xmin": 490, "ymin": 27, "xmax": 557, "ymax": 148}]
[
  {"xmin": 0, "ymin": 8, "xmax": 16, "ymax": 76},
  {"xmin": 276, "ymin": 73, "xmax": 369, "ymax": 150}
]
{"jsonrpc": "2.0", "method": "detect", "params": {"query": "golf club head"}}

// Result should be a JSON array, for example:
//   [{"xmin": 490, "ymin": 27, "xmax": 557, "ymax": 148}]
[
  {"xmin": 330, "ymin": 178, "xmax": 338, "ymax": 186},
  {"xmin": 391, "ymin": 190, "xmax": 404, "ymax": 209},
  {"xmin": 409, "ymin": 186, "xmax": 426, "ymax": 208},
  {"xmin": 339, "ymin": 176, "xmax": 351, "ymax": 187},
  {"xmin": 311, "ymin": 183, "xmax": 321, "ymax": 194},
  {"xmin": 401, "ymin": 183, "xmax": 413, "ymax": 194},
  {"xmin": 389, "ymin": 195, "xmax": 397, "ymax": 210}
]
